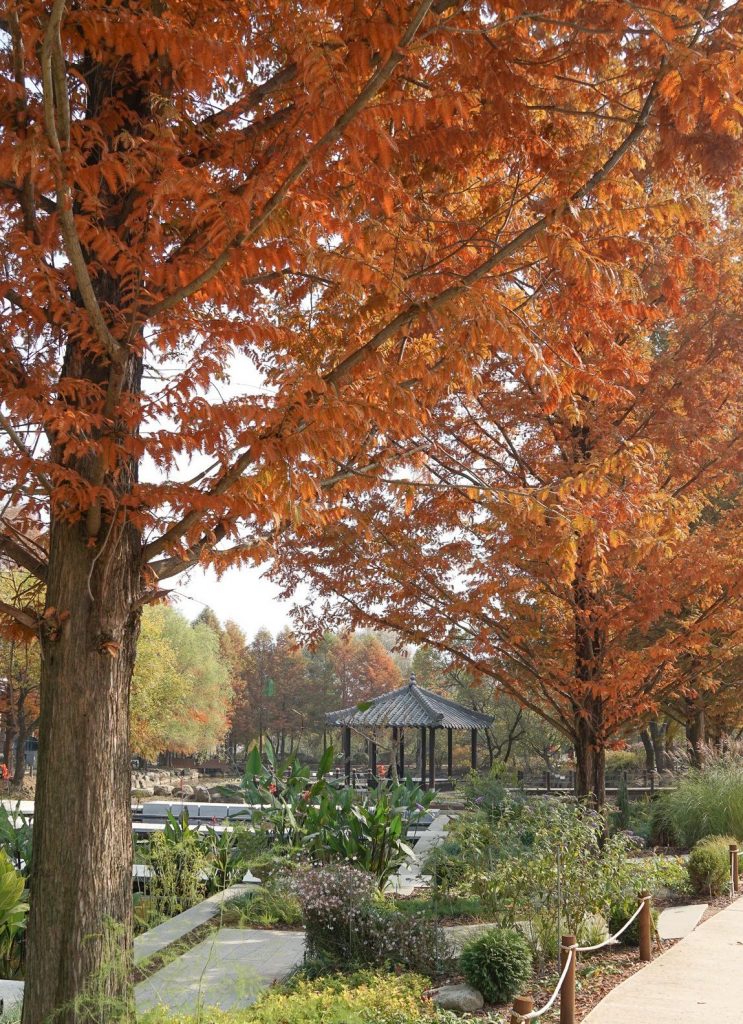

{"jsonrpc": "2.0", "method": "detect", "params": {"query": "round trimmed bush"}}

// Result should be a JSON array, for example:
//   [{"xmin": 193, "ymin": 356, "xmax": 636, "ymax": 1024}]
[
  {"xmin": 460, "ymin": 927, "xmax": 532, "ymax": 1005},
  {"xmin": 688, "ymin": 835, "xmax": 737, "ymax": 897}
]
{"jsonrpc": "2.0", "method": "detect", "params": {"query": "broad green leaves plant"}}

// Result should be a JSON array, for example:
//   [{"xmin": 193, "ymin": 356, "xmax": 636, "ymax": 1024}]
[
  {"xmin": 241, "ymin": 743, "xmax": 432, "ymax": 884},
  {"xmin": 0, "ymin": 850, "xmax": 28, "ymax": 975}
]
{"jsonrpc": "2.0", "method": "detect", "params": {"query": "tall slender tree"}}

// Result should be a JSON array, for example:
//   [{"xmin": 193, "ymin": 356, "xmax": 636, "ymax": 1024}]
[{"xmin": 0, "ymin": 1, "xmax": 740, "ymax": 1016}]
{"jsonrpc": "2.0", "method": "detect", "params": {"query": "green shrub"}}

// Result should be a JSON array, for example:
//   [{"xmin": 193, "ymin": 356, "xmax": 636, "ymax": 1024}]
[
  {"xmin": 651, "ymin": 755, "xmax": 743, "ymax": 847},
  {"xmin": 461, "ymin": 766, "xmax": 508, "ymax": 813},
  {"xmin": 605, "ymin": 750, "xmax": 642, "ymax": 773},
  {"xmin": 459, "ymin": 927, "xmax": 532, "ymax": 1005},
  {"xmin": 221, "ymin": 879, "xmax": 302, "ymax": 928},
  {"xmin": 295, "ymin": 865, "xmax": 447, "ymax": 975},
  {"xmin": 147, "ymin": 819, "xmax": 207, "ymax": 919},
  {"xmin": 687, "ymin": 835, "xmax": 737, "ymax": 897},
  {"xmin": 607, "ymin": 896, "xmax": 658, "ymax": 947}
]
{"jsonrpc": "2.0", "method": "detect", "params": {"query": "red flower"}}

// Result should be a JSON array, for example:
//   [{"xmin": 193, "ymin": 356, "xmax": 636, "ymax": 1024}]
[
  {"xmin": 1, "ymin": 764, "xmax": 9, "ymax": 780},
  {"xmin": 268, "ymin": 783, "xmax": 277, "ymax": 794}
]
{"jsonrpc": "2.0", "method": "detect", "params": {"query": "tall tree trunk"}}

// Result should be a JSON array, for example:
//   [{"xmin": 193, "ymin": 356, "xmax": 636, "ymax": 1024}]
[
  {"xmin": 22, "ymin": 513, "xmax": 142, "ymax": 1024},
  {"xmin": 686, "ymin": 701, "xmax": 706, "ymax": 768},
  {"xmin": 573, "ymin": 698, "xmax": 606, "ymax": 807},
  {"xmin": 639, "ymin": 728, "xmax": 655, "ymax": 772},
  {"xmin": 649, "ymin": 720, "xmax": 668, "ymax": 772},
  {"xmin": 4, "ymin": 723, "xmax": 17, "ymax": 777}
]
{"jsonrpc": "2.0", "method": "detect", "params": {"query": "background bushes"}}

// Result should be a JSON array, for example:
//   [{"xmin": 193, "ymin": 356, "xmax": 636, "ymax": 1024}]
[{"xmin": 687, "ymin": 836, "xmax": 737, "ymax": 897}]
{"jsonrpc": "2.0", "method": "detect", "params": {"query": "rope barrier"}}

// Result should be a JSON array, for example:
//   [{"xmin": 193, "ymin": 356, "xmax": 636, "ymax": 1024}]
[
  {"xmin": 575, "ymin": 895, "xmax": 651, "ymax": 953},
  {"xmin": 513, "ymin": 946, "xmax": 575, "ymax": 1022},
  {"xmin": 511, "ymin": 894, "xmax": 653, "ymax": 1022}
]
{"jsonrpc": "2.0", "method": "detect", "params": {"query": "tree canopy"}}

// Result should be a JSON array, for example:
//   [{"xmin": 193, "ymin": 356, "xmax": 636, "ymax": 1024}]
[{"xmin": 0, "ymin": 1, "xmax": 741, "ymax": 1017}]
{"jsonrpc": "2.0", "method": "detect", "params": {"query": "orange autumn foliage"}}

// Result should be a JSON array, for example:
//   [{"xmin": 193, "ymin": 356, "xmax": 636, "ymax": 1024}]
[
  {"xmin": 0, "ymin": 1, "xmax": 741, "ymax": 1017},
  {"xmin": 277, "ymin": 208, "xmax": 743, "ymax": 802}
]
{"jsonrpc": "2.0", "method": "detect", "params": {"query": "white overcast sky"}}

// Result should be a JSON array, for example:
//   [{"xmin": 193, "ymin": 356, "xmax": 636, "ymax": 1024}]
[
  {"xmin": 172, "ymin": 563, "xmax": 296, "ymax": 640},
  {"xmin": 143, "ymin": 353, "xmax": 303, "ymax": 641}
]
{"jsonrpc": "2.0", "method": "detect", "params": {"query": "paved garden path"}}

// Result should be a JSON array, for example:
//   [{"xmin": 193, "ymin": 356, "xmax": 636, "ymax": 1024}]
[
  {"xmin": 135, "ymin": 928, "xmax": 305, "ymax": 1014},
  {"xmin": 584, "ymin": 897, "xmax": 743, "ymax": 1024}
]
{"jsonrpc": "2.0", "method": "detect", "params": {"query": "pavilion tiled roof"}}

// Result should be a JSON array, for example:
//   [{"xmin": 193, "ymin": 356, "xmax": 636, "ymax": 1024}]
[{"xmin": 325, "ymin": 675, "xmax": 493, "ymax": 730}]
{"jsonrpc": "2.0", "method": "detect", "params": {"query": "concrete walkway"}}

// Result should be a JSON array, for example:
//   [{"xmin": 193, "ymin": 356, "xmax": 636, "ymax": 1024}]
[
  {"xmin": 135, "ymin": 928, "xmax": 305, "ymax": 1014},
  {"xmin": 584, "ymin": 898, "xmax": 743, "ymax": 1024}
]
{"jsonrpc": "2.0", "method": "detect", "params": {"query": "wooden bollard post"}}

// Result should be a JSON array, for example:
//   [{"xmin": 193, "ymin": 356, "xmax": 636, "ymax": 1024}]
[
  {"xmin": 639, "ymin": 891, "xmax": 652, "ymax": 962},
  {"xmin": 510, "ymin": 995, "xmax": 533, "ymax": 1024},
  {"xmin": 730, "ymin": 843, "xmax": 739, "ymax": 893},
  {"xmin": 560, "ymin": 935, "xmax": 576, "ymax": 1024}
]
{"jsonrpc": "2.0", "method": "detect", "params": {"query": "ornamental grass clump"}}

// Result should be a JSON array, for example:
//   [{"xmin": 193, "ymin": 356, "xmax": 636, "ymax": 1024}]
[
  {"xmin": 687, "ymin": 835, "xmax": 737, "ymax": 897},
  {"xmin": 460, "ymin": 927, "xmax": 532, "ymax": 1005},
  {"xmin": 651, "ymin": 750, "xmax": 743, "ymax": 847}
]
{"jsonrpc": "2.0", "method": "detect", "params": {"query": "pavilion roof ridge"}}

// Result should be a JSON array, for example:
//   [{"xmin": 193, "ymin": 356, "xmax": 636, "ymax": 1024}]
[{"xmin": 324, "ymin": 673, "xmax": 494, "ymax": 729}]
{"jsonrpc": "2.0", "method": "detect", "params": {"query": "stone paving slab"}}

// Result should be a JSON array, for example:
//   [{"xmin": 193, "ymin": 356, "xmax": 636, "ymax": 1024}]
[
  {"xmin": 656, "ymin": 903, "xmax": 707, "ymax": 940},
  {"xmin": 584, "ymin": 898, "xmax": 743, "ymax": 1024},
  {"xmin": 0, "ymin": 980, "xmax": 24, "ymax": 1014},
  {"xmin": 135, "ymin": 928, "xmax": 305, "ymax": 1014},
  {"xmin": 133, "ymin": 884, "xmax": 252, "ymax": 964}
]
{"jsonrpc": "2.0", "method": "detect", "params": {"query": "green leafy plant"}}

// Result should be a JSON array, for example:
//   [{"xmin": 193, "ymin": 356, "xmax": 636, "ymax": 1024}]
[
  {"xmin": 202, "ymin": 824, "xmax": 250, "ymax": 894},
  {"xmin": 687, "ymin": 835, "xmax": 737, "ymax": 897},
  {"xmin": 147, "ymin": 812, "xmax": 208, "ymax": 918},
  {"xmin": 241, "ymin": 743, "xmax": 432, "ymax": 885},
  {"xmin": 459, "ymin": 800, "xmax": 638, "ymax": 946},
  {"xmin": 459, "ymin": 927, "xmax": 532, "ymax": 1005},
  {"xmin": 0, "ymin": 802, "xmax": 32, "ymax": 878},
  {"xmin": 221, "ymin": 879, "xmax": 302, "ymax": 928},
  {"xmin": 0, "ymin": 850, "xmax": 28, "ymax": 976}
]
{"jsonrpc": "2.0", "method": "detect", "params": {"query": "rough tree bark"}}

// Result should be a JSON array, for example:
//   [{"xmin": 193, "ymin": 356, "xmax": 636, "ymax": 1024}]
[
  {"xmin": 640, "ymin": 728, "xmax": 655, "ymax": 772},
  {"xmin": 23, "ymin": 507, "xmax": 142, "ymax": 1024},
  {"xmin": 649, "ymin": 720, "xmax": 668, "ymax": 772}
]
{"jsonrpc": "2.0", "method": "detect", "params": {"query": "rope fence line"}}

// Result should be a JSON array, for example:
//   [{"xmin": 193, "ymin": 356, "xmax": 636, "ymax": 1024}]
[
  {"xmin": 510, "ymin": 893, "xmax": 653, "ymax": 1024},
  {"xmin": 513, "ymin": 849, "xmax": 743, "ymax": 1024},
  {"xmin": 574, "ymin": 895, "xmax": 651, "ymax": 954}
]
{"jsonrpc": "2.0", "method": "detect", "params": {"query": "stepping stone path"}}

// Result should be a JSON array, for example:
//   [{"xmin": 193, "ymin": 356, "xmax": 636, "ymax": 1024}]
[
  {"xmin": 134, "ymin": 883, "xmax": 252, "ymax": 964},
  {"xmin": 135, "ymin": 928, "xmax": 305, "ymax": 1014},
  {"xmin": 386, "ymin": 812, "xmax": 452, "ymax": 895},
  {"xmin": 656, "ymin": 903, "xmax": 707, "ymax": 940}
]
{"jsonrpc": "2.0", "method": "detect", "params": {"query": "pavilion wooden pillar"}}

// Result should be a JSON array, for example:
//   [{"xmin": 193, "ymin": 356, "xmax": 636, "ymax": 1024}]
[
  {"xmin": 399, "ymin": 729, "xmax": 405, "ymax": 779},
  {"xmin": 429, "ymin": 727, "xmax": 436, "ymax": 790},
  {"xmin": 369, "ymin": 739, "xmax": 378, "ymax": 787},
  {"xmin": 470, "ymin": 728, "xmax": 478, "ymax": 771},
  {"xmin": 420, "ymin": 727, "xmax": 427, "ymax": 787},
  {"xmin": 447, "ymin": 729, "xmax": 453, "ymax": 779},
  {"xmin": 343, "ymin": 726, "xmax": 351, "ymax": 785},
  {"xmin": 391, "ymin": 726, "xmax": 398, "ymax": 778}
]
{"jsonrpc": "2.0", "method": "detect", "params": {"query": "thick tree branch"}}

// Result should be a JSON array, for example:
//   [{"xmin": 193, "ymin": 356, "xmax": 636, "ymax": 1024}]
[
  {"xmin": 0, "ymin": 532, "xmax": 48, "ymax": 583},
  {"xmin": 0, "ymin": 600, "xmax": 39, "ymax": 633}
]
